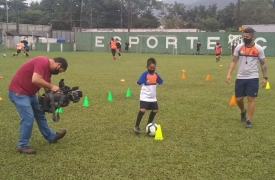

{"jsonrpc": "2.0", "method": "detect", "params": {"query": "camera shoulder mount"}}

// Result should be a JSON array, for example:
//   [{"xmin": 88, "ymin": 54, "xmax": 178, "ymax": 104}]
[{"xmin": 47, "ymin": 92, "xmax": 65, "ymax": 122}]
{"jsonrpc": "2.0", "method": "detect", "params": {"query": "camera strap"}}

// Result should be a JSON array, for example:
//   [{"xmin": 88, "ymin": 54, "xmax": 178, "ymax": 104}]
[{"xmin": 48, "ymin": 93, "xmax": 60, "ymax": 122}]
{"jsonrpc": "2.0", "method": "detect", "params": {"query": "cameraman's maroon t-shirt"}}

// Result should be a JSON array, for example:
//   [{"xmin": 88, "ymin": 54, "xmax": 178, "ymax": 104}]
[{"xmin": 9, "ymin": 56, "xmax": 51, "ymax": 95}]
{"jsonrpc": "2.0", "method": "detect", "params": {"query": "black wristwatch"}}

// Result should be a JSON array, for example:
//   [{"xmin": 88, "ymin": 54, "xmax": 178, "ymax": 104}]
[{"xmin": 264, "ymin": 77, "xmax": 268, "ymax": 80}]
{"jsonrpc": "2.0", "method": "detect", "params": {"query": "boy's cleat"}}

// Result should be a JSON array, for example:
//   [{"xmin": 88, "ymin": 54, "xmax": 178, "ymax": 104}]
[
  {"xmin": 241, "ymin": 109, "xmax": 247, "ymax": 122},
  {"xmin": 245, "ymin": 120, "xmax": 251, "ymax": 128},
  {"xmin": 134, "ymin": 126, "xmax": 141, "ymax": 134}
]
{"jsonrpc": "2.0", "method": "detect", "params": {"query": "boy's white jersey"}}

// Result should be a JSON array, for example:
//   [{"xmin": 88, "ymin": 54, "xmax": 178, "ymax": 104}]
[{"xmin": 137, "ymin": 71, "xmax": 163, "ymax": 102}]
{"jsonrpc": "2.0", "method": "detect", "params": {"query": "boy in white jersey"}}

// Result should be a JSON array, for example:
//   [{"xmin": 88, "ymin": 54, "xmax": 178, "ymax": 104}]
[
  {"xmin": 134, "ymin": 58, "xmax": 163, "ymax": 134},
  {"xmin": 226, "ymin": 27, "xmax": 267, "ymax": 128}
]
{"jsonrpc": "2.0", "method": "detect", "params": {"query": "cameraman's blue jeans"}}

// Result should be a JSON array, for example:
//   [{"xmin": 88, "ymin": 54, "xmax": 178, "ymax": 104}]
[{"xmin": 8, "ymin": 90, "xmax": 56, "ymax": 148}]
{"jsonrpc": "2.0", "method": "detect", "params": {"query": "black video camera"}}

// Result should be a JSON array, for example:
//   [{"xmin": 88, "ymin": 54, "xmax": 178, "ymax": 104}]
[{"xmin": 38, "ymin": 79, "xmax": 83, "ymax": 122}]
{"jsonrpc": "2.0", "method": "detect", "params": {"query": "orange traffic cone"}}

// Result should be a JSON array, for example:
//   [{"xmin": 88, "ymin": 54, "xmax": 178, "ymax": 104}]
[
  {"xmin": 229, "ymin": 95, "xmax": 237, "ymax": 105},
  {"xmin": 182, "ymin": 72, "xmax": 186, "ymax": 80},
  {"xmin": 206, "ymin": 74, "xmax": 210, "ymax": 81}
]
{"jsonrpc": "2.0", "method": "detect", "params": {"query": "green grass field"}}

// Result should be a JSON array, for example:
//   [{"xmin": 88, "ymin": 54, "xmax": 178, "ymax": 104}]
[{"xmin": 1, "ymin": 50, "xmax": 275, "ymax": 179}]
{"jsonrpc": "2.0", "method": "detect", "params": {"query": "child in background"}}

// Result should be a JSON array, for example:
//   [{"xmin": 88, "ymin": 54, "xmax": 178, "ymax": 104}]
[
  {"xmin": 12, "ymin": 41, "xmax": 24, "ymax": 57},
  {"xmin": 24, "ymin": 44, "xmax": 30, "ymax": 57},
  {"xmin": 214, "ymin": 42, "xmax": 222, "ymax": 62},
  {"xmin": 115, "ymin": 38, "xmax": 121, "ymax": 58}
]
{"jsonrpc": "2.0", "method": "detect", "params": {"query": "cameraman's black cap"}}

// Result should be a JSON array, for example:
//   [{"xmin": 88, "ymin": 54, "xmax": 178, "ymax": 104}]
[{"xmin": 53, "ymin": 57, "xmax": 68, "ymax": 71}]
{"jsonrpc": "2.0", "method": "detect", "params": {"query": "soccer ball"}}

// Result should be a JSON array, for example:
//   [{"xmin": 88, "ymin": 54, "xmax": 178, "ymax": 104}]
[
  {"xmin": 146, "ymin": 123, "xmax": 158, "ymax": 136},
  {"xmin": 2, "ymin": 54, "xmax": 6, "ymax": 57}
]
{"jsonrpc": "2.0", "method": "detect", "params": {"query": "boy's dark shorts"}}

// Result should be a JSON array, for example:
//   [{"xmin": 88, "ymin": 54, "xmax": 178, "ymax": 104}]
[
  {"xmin": 216, "ymin": 53, "xmax": 221, "ymax": 56},
  {"xmin": 111, "ymin": 49, "xmax": 116, "ymax": 55},
  {"xmin": 140, "ymin": 101, "xmax": 158, "ymax": 110},
  {"xmin": 235, "ymin": 78, "xmax": 259, "ymax": 98}
]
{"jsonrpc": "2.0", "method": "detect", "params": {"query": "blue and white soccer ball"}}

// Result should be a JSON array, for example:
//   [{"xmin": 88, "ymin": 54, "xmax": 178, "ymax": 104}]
[
  {"xmin": 2, "ymin": 54, "xmax": 6, "ymax": 57},
  {"xmin": 146, "ymin": 123, "xmax": 158, "ymax": 136}
]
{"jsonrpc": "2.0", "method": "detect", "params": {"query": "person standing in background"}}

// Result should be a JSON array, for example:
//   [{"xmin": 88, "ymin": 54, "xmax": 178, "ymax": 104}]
[{"xmin": 196, "ymin": 41, "xmax": 202, "ymax": 55}]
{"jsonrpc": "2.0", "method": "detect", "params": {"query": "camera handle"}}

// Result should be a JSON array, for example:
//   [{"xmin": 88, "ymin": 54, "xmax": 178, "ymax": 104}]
[
  {"xmin": 48, "ymin": 92, "xmax": 65, "ymax": 122},
  {"xmin": 48, "ymin": 93, "xmax": 60, "ymax": 122}
]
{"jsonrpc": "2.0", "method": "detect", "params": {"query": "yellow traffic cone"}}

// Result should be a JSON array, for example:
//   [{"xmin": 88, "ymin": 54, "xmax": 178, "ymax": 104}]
[
  {"xmin": 266, "ymin": 82, "xmax": 270, "ymax": 89},
  {"xmin": 154, "ymin": 124, "xmax": 163, "ymax": 140}
]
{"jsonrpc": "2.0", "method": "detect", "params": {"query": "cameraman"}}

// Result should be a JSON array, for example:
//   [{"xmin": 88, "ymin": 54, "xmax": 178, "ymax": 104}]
[{"xmin": 8, "ymin": 56, "xmax": 68, "ymax": 154}]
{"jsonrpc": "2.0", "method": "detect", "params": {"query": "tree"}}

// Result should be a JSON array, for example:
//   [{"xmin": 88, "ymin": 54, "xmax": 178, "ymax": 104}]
[
  {"xmin": 196, "ymin": 18, "xmax": 220, "ymax": 32},
  {"xmin": 269, "ymin": 0, "xmax": 275, "ymax": 8},
  {"xmin": 20, "ymin": 9, "xmax": 49, "ymax": 25},
  {"xmin": 162, "ymin": 2, "xmax": 186, "ymax": 20},
  {"xmin": 161, "ymin": 2, "xmax": 186, "ymax": 28},
  {"xmin": 162, "ymin": 17, "xmax": 185, "ymax": 28},
  {"xmin": 3, "ymin": 0, "xmax": 28, "ymax": 32},
  {"xmin": 234, "ymin": 0, "xmax": 275, "ymax": 25},
  {"xmin": 132, "ymin": 10, "xmax": 160, "ymax": 28},
  {"xmin": 206, "ymin": 4, "xmax": 218, "ymax": 19},
  {"xmin": 3, "ymin": 0, "xmax": 275, "ymax": 31},
  {"xmin": 217, "ymin": 3, "xmax": 236, "ymax": 30}
]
